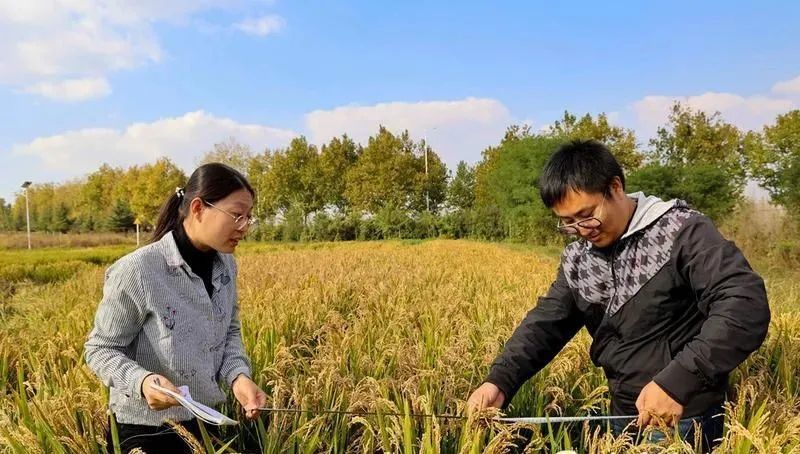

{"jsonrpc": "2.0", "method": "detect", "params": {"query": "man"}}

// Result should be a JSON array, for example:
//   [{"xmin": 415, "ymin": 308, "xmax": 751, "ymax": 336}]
[{"xmin": 467, "ymin": 140, "xmax": 770, "ymax": 451}]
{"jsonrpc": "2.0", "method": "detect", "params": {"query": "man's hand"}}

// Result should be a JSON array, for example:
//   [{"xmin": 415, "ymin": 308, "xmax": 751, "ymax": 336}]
[
  {"xmin": 467, "ymin": 382, "xmax": 506, "ymax": 412},
  {"xmin": 636, "ymin": 381, "xmax": 684, "ymax": 427},
  {"xmin": 232, "ymin": 374, "xmax": 267, "ymax": 420},
  {"xmin": 141, "ymin": 374, "xmax": 180, "ymax": 410}
]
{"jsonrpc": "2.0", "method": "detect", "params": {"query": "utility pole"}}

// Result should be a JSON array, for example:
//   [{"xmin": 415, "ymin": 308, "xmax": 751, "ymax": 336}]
[
  {"xmin": 423, "ymin": 127, "xmax": 438, "ymax": 212},
  {"xmin": 21, "ymin": 181, "xmax": 32, "ymax": 250}
]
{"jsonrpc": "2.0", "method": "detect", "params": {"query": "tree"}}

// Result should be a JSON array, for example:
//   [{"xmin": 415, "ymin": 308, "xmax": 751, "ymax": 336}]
[
  {"xmin": 650, "ymin": 102, "xmax": 746, "ymax": 187},
  {"xmin": 473, "ymin": 135, "xmax": 565, "ymax": 242},
  {"xmin": 78, "ymin": 164, "xmax": 124, "ymax": 230},
  {"xmin": 127, "ymin": 158, "xmax": 187, "ymax": 227},
  {"xmin": 545, "ymin": 111, "xmax": 643, "ymax": 171},
  {"xmin": 627, "ymin": 163, "xmax": 738, "ymax": 222},
  {"xmin": 51, "ymin": 203, "xmax": 72, "ymax": 233},
  {"xmin": 22, "ymin": 184, "xmax": 57, "ymax": 232},
  {"xmin": 635, "ymin": 102, "xmax": 747, "ymax": 220},
  {"xmin": 0, "ymin": 198, "xmax": 11, "ymax": 231},
  {"xmin": 409, "ymin": 132, "xmax": 448, "ymax": 212},
  {"xmin": 499, "ymin": 124, "xmax": 534, "ymax": 145},
  {"xmin": 448, "ymin": 161, "xmax": 476, "ymax": 210},
  {"xmin": 319, "ymin": 135, "xmax": 360, "ymax": 212},
  {"xmin": 10, "ymin": 195, "xmax": 27, "ymax": 231},
  {"xmin": 345, "ymin": 126, "xmax": 419, "ymax": 213},
  {"xmin": 259, "ymin": 137, "xmax": 324, "ymax": 221},
  {"xmin": 246, "ymin": 150, "xmax": 273, "ymax": 219},
  {"xmin": 747, "ymin": 110, "xmax": 800, "ymax": 216},
  {"xmin": 107, "ymin": 199, "xmax": 136, "ymax": 232},
  {"xmin": 199, "ymin": 138, "xmax": 253, "ymax": 175}
]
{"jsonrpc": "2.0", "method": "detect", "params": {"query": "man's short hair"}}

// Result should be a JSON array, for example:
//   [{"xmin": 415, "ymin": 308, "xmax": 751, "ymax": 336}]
[{"xmin": 539, "ymin": 139, "xmax": 625, "ymax": 208}]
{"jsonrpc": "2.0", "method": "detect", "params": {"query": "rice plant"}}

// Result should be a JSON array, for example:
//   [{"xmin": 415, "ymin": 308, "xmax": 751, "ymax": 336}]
[{"xmin": 1, "ymin": 240, "xmax": 798, "ymax": 452}]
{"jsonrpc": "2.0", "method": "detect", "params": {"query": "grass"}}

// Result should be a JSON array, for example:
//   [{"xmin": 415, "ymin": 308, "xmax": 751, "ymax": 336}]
[
  {"xmin": 0, "ymin": 239, "xmax": 798, "ymax": 453},
  {"xmin": 0, "ymin": 232, "xmax": 136, "ymax": 250}
]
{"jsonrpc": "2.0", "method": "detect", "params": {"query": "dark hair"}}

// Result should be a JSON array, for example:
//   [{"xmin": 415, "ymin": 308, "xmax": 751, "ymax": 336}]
[
  {"xmin": 151, "ymin": 163, "xmax": 255, "ymax": 242},
  {"xmin": 538, "ymin": 140, "xmax": 625, "ymax": 208}
]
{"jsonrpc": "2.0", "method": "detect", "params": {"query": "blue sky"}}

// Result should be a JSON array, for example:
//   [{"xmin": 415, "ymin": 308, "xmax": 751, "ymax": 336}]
[{"xmin": 2, "ymin": 1, "xmax": 799, "ymax": 202}]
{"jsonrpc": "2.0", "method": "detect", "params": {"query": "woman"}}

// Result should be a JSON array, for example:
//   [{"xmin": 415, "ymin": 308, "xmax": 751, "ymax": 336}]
[{"xmin": 85, "ymin": 163, "xmax": 267, "ymax": 453}]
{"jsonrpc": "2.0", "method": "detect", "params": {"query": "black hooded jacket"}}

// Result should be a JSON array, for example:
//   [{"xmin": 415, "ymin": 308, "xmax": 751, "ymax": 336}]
[{"xmin": 486, "ymin": 193, "xmax": 770, "ymax": 417}]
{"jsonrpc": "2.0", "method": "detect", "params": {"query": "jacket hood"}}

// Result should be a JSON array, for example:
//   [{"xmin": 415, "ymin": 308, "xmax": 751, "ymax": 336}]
[{"xmin": 620, "ymin": 192, "xmax": 678, "ymax": 240}]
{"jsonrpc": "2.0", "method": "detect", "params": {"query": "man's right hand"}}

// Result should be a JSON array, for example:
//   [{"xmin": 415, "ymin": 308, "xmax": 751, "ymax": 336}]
[
  {"xmin": 141, "ymin": 374, "xmax": 180, "ymax": 410},
  {"xmin": 467, "ymin": 382, "xmax": 505, "ymax": 412}
]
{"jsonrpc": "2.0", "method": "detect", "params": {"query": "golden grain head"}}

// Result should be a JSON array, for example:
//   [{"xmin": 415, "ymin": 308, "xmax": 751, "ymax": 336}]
[{"xmin": 1, "ymin": 239, "xmax": 798, "ymax": 453}]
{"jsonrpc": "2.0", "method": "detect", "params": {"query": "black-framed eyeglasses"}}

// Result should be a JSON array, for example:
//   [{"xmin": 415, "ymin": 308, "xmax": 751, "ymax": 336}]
[
  {"xmin": 556, "ymin": 196, "xmax": 606, "ymax": 235},
  {"xmin": 203, "ymin": 200, "xmax": 257, "ymax": 230}
]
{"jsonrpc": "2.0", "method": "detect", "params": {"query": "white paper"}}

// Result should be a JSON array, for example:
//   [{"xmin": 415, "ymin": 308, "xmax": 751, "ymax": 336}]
[{"xmin": 151, "ymin": 383, "xmax": 238, "ymax": 426}]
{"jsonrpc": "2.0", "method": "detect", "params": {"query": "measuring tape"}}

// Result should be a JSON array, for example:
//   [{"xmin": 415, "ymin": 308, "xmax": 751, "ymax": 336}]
[{"xmin": 257, "ymin": 407, "xmax": 637, "ymax": 424}]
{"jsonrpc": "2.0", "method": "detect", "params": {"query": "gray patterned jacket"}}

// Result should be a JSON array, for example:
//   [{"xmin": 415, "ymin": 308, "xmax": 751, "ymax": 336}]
[
  {"xmin": 84, "ymin": 231, "xmax": 252, "ymax": 426},
  {"xmin": 486, "ymin": 193, "xmax": 769, "ymax": 417}
]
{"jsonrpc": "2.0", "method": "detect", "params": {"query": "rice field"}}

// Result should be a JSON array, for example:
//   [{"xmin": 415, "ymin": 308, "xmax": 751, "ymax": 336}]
[{"xmin": 1, "ymin": 240, "xmax": 799, "ymax": 453}]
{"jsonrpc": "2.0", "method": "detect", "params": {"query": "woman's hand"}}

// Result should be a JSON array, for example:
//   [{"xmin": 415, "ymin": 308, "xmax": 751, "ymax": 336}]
[
  {"xmin": 141, "ymin": 374, "xmax": 181, "ymax": 410},
  {"xmin": 231, "ymin": 374, "xmax": 268, "ymax": 420}
]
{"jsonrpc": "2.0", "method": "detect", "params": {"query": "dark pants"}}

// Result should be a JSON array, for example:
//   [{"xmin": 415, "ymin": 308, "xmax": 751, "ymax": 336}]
[
  {"xmin": 610, "ymin": 404, "xmax": 725, "ymax": 453},
  {"xmin": 105, "ymin": 418, "xmax": 217, "ymax": 454}
]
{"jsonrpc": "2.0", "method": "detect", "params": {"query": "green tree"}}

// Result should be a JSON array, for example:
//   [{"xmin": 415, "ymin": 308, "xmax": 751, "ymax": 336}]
[
  {"xmin": 441, "ymin": 160, "xmax": 477, "ymax": 239},
  {"xmin": 747, "ymin": 110, "xmax": 800, "ymax": 216},
  {"xmin": 345, "ymin": 127, "xmax": 448, "ymax": 213},
  {"xmin": 448, "ymin": 161, "xmax": 476, "ymax": 210},
  {"xmin": 627, "ymin": 163, "xmax": 738, "ymax": 222},
  {"xmin": 51, "ymin": 203, "xmax": 72, "ymax": 233},
  {"xmin": 650, "ymin": 102, "xmax": 746, "ymax": 187},
  {"xmin": 319, "ymin": 135, "xmax": 360, "ymax": 212},
  {"xmin": 545, "ymin": 111, "xmax": 643, "ymax": 171},
  {"xmin": 10, "ymin": 194, "xmax": 27, "ymax": 231},
  {"xmin": 23, "ymin": 184, "xmax": 57, "ymax": 232},
  {"xmin": 345, "ymin": 126, "xmax": 419, "ymax": 213},
  {"xmin": 259, "ymin": 137, "xmax": 323, "ymax": 222},
  {"xmin": 246, "ymin": 150, "xmax": 273, "ymax": 220},
  {"xmin": 412, "ymin": 134, "xmax": 448, "ymax": 213},
  {"xmin": 107, "ymin": 199, "xmax": 136, "ymax": 232},
  {"xmin": 634, "ymin": 102, "xmax": 747, "ymax": 220},
  {"xmin": 0, "ymin": 198, "xmax": 11, "ymax": 231},
  {"xmin": 78, "ymin": 164, "xmax": 124, "ymax": 230},
  {"xmin": 474, "ymin": 134, "xmax": 565, "ymax": 242}
]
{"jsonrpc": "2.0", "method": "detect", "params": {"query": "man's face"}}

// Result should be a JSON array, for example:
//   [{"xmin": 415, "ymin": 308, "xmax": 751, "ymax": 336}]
[{"xmin": 552, "ymin": 180, "xmax": 629, "ymax": 248}]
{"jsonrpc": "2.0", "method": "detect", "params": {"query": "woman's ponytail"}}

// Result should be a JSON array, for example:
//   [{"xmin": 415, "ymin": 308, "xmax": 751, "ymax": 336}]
[{"xmin": 150, "ymin": 187, "xmax": 186, "ymax": 243}]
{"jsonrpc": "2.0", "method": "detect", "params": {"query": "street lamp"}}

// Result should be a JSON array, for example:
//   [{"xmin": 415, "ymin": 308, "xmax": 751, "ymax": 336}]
[
  {"xmin": 422, "ymin": 127, "xmax": 438, "ymax": 212},
  {"xmin": 21, "ymin": 181, "xmax": 32, "ymax": 250}
]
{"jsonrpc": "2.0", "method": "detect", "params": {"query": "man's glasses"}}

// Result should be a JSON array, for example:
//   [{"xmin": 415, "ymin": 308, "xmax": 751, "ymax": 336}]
[{"xmin": 556, "ymin": 196, "xmax": 605, "ymax": 235}]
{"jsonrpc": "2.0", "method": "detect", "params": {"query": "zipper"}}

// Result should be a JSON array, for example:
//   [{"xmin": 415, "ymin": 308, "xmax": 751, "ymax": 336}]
[{"xmin": 608, "ymin": 242, "xmax": 621, "ymax": 310}]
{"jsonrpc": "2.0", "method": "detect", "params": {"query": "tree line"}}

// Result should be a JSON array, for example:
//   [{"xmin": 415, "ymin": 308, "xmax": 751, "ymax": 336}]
[{"xmin": 2, "ymin": 103, "xmax": 798, "ymax": 244}]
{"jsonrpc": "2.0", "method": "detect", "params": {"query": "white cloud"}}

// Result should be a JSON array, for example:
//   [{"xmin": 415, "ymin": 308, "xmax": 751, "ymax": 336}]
[
  {"xmin": 11, "ymin": 110, "xmax": 297, "ymax": 175},
  {"xmin": 631, "ymin": 91, "xmax": 796, "ymax": 136},
  {"xmin": 772, "ymin": 75, "xmax": 800, "ymax": 95},
  {"xmin": 22, "ymin": 77, "xmax": 111, "ymax": 102},
  {"xmin": 305, "ymin": 97, "xmax": 513, "ymax": 168},
  {"xmin": 0, "ymin": 0, "xmax": 274, "ymax": 101},
  {"xmin": 235, "ymin": 15, "xmax": 285, "ymax": 36},
  {"xmin": 0, "ymin": 0, "xmax": 167, "ymax": 85}
]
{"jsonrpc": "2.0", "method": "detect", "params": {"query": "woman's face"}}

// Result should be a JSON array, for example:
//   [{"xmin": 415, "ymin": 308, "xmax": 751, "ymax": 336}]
[{"xmin": 189, "ymin": 188, "xmax": 254, "ymax": 253}]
